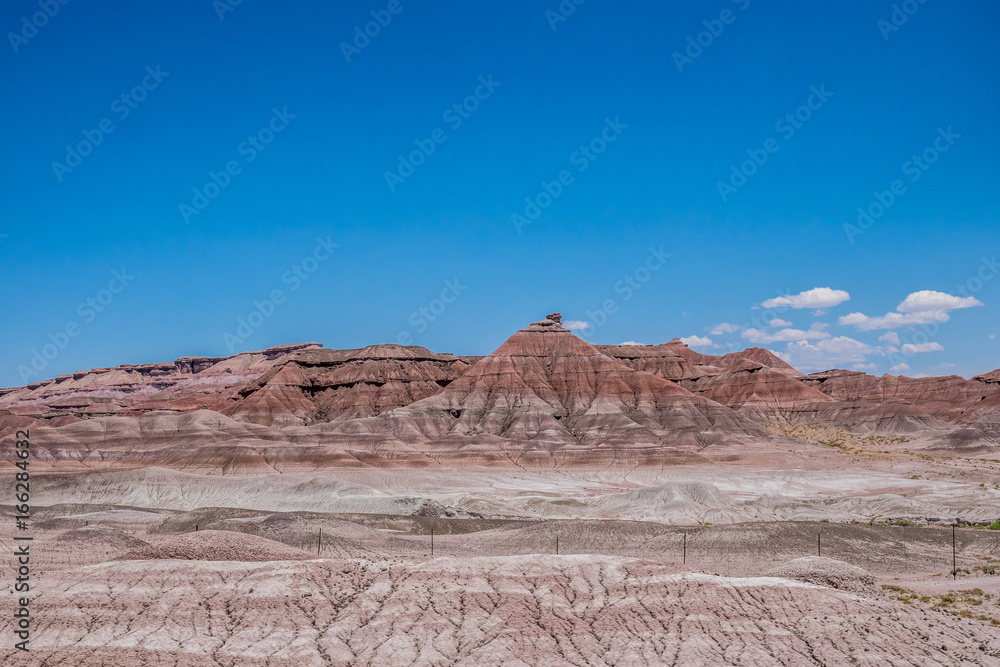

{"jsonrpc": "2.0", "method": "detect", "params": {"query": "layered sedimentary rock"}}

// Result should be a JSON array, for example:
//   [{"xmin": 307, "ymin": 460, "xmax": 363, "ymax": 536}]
[
  {"xmin": 602, "ymin": 338, "xmax": 1000, "ymax": 434},
  {"xmin": 679, "ymin": 360, "xmax": 835, "ymax": 420},
  {"xmin": 2, "ymin": 314, "xmax": 999, "ymax": 467},
  {"xmin": 798, "ymin": 369, "xmax": 1000, "ymax": 439},
  {"xmin": 330, "ymin": 315, "xmax": 766, "ymax": 464},
  {"xmin": 603, "ymin": 341, "xmax": 833, "ymax": 421},
  {"xmin": 0, "ymin": 343, "xmax": 320, "ymax": 421},
  {"xmin": 226, "ymin": 345, "xmax": 470, "ymax": 426},
  {"xmin": 599, "ymin": 340, "xmax": 801, "ymax": 383}
]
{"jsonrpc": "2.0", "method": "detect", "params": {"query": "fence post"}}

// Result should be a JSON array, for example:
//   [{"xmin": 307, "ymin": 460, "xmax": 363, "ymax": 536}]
[
  {"xmin": 817, "ymin": 531, "xmax": 821, "ymax": 557},
  {"xmin": 683, "ymin": 532, "xmax": 686, "ymax": 564},
  {"xmin": 318, "ymin": 528, "xmax": 322, "ymax": 555},
  {"xmin": 431, "ymin": 528, "xmax": 434, "ymax": 556},
  {"xmin": 556, "ymin": 535, "xmax": 559, "ymax": 555},
  {"xmin": 952, "ymin": 524, "xmax": 957, "ymax": 580}
]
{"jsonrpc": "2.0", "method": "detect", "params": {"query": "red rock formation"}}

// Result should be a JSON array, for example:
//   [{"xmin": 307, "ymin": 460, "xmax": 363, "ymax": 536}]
[
  {"xmin": 680, "ymin": 360, "xmax": 834, "ymax": 420},
  {"xmin": 801, "ymin": 370, "xmax": 998, "ymax": 424},
  {"xmin": 2, "ymin": 317, "xmax": 999, "ymax": 465},
  {"xmin": 226, "ymin": 344, "xmax": 470, "ymax": 426},
  {"xmin": 332, "ymin": 316, "xmax": 766, "ymax": 463},
  {"xmin": 0, "ymin": 343, "xmax": 321, "ymax": 420},
  {"xmin": 601, "ymin": 340, "xmax": 802, "ymax": 382},
  {"xmin": 597, "ymin": 343, "xmax": 702, "ymax": 380}
]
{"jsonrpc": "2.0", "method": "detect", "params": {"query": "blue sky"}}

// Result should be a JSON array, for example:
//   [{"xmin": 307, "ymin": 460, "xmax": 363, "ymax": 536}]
[{"xmin": 1, "ymin": 0, "xmax": 998, "ymax": 387}]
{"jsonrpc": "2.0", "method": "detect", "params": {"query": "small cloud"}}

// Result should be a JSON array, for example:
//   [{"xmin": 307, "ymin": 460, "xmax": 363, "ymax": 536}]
[
  {"xmin": 742, "ymin": 322, "xmax": 829, "ymax": 344},
  {"xmin": 679, "ymin": 335, "xmax": 713, "ymax": 348},
  {"xmin": 878, "ymin": 332, "xmax": 901, "ymax": 346},
  {"xmin": 896, "ymin": 290, "xmax": 983, "ymax": 313},
  {"xmin": 708, "ymin": 323, "xmax": 741, "ymax": 335},
  {"xmin": 939, "ymin": 362, "xmax": 956, "ymax": 368},
  {"xmin": 990, "ymin": 334, "xmax": 996, "ymax": 340},
  {"xmin": 618, "ymin": 340, "xmax": 643, "ymax": 346},
  {"xmin": 768, "ymin": 318, "xmax": 792, "ymax": 328},
  {"xmin": 563, "ymin": 320, "xmax": 590, "ymax": 330},
  {"xmin": 838, "ymin": 310, "xmax": 948, "ymax": 331},
  {"xmin": 852, "ymin": 363, "xmax": 876, "ymax": 371},
  {"xmin": 888, "ymin": 362, "xmax": 910, "ymax": 373},
  {"xmin": 812, "ymin": 309, "xmax": 827, "ymax": 317},
  {"xmin": 901, "ymin": 342, "xmax": 944, "ymax": 354},
  {"xmin": 761, "ymin": 287, "xmax": 850, "ymax": 310},
  {"xmin": 839, "ymin": 290, "xmax": 983, "ymax": 331}
]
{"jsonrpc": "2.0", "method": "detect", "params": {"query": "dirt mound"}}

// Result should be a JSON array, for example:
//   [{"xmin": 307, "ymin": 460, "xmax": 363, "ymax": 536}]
[
  {"xmin": 117, "ymin": 529, "xmax": 312, "ymax": 562},
  {"xmin": 767, "ymin": 556, "xmax": 882, "ymax": 596},
  {"xmin": 55, "ymin": 526, "xmax": 149, "ymax": 550}
]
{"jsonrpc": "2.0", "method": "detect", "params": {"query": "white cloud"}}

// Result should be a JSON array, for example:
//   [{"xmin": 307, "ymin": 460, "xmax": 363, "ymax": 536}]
[
  {"xmin": 991, "ymin": 334, "xmax": 997, "ymax": 340},
  {"xmin": 878, "ymin": 332, "xmax": 901, "ymax": 345},
  {"xmin": 888, "ymin": 363, "xmax": 910, "ymax": 373},
  {"xmin": 768, "ymin": 318, "xmax": 792, "ymax": 328},
  {"xmin": 896, "ymin": 290, "xmax": 983, "ymax": 313},
  {"xmin": 741, "ymin": 322, "xmax": 829, "ymax": 344},
  {"xmin": 680, "ymin": 335, "xmax": 713, "ymax": 348},
  {"xmin": 901, "ymin": 342, "xmax": 944, "ymax": 354},
  {"xmin": 618, "ymin": 340, "xmax": 643, "ymax": 346},
  {"xmin": 708, "ymin": 323, "xmax": 740, "ymax": 335},
  {"xmin": 852, "ymin": 363, "xmax": 876, "ymax": 370},
  {"xmin": 563, "ymin": 320, "xmax": 590, "ymax": 330},
  {"xmin": 761, "ymin": 287, "xmax": 850, "ymax": 310},
  {"xmin": 775, "ymin": 336, "xmax": 873, "ymax": 372},
  {"xmin": 839, "ymin": 290, "xmax": 984, "ymax": 331},
  {"xmin": 838, "ymin": 310, "xmax": 949, "ymax": 331}
]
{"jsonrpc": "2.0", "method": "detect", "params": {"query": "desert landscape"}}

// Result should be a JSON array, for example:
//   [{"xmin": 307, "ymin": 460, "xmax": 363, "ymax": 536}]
[
  {"xmin": 3, "ymin": 313, "xmax": 1000, "ymax": 665},
  {"xmin": 6, "ymin": 0, "xmax": 997, "ymax": 663}
]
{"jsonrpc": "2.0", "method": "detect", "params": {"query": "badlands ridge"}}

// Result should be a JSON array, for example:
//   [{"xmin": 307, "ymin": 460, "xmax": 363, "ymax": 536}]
[{"xmin": 2, "ymin": 313, "xmax": 999, "ymax": 472}]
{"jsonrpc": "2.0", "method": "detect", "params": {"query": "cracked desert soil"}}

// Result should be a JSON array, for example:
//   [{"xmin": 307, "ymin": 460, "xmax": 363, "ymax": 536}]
[
  {"xmin": 3, "ymin": 444, "xmax": 1000, "ymax": 665},
  {"xmin": 5, "ymin": 555, "xmax": 1000, "ymax": 666}
]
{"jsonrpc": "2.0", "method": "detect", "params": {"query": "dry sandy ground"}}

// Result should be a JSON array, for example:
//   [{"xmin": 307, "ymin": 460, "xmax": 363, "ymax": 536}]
[
  {"xmin": 5, "ymin": 554, "xmax": 1000, "ymax": 666},
  {"xmin": 26, "ymin": 455, "xmax": 1000, "ymax": 525},
  {"xmin": 4, "ymin": 440, "xmax": 1000, "ymax": 665}
]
